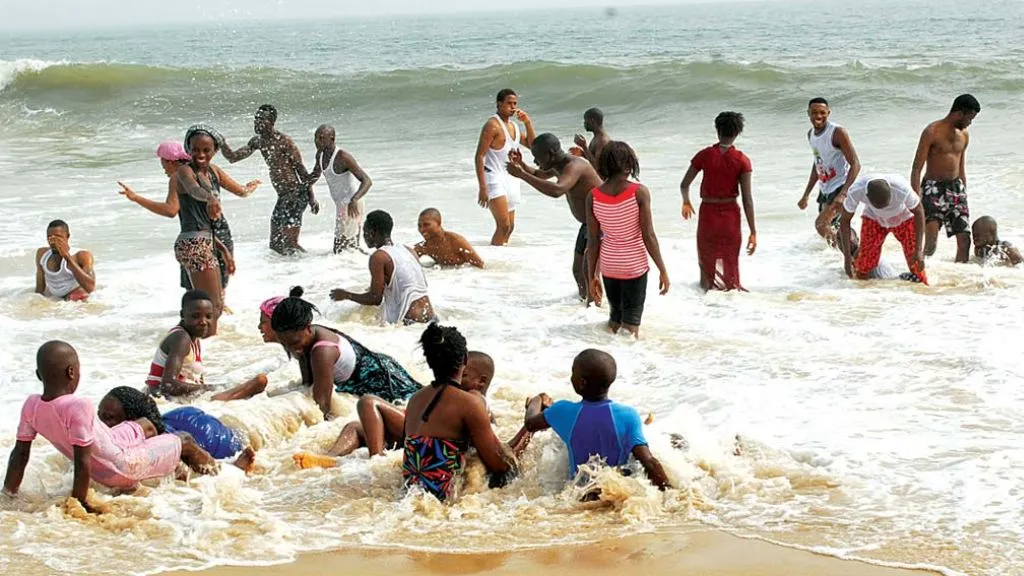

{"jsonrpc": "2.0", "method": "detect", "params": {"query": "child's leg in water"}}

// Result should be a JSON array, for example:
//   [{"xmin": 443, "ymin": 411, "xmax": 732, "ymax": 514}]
[
  {"xmin": 211, "ymin": 374, "xmax": 269, "ymax": 402},
  {"xmin": 294, "ymin": 396, "xmax": 405, "ymax": 469},
  {"xmin": 231, "ymin": 447, "xmax": 257, "ymax": 474}
]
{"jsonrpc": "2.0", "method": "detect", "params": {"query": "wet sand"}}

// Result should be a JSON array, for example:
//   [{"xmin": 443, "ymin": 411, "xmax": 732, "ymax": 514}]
[{"xmin": 166, "ymin": 530, "xmax": 939, "ymax": 576}]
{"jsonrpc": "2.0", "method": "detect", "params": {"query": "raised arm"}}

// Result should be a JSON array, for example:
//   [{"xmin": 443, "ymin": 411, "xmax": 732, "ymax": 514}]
[
  {"xmin": 636, "ymin": 186, "xmax": 670, "ymax": 294},
  {"xmin": 523, "ymin": 394, "xmax": 552, "ymax": 432},
  {"xmin": 475, "ymin": 120, "xmax": 498, "ymax": 206},
  {"xmin": 310, "ymin": 345, "xmax": 340, "ymax": 418},
  {"xmin": 212, "ymin": 165, "xmax": 259, "ymax": 198},
  {"xmin": 220, "ymin": 136, "xmax": 259, "ymax": 164},
  {"xmin": 910, "ymin": 126, "xmax": 933, "ymax": 194},
  {"xmin": 158, "ymin": 331, "xmax": 206, "ymax": 397},
  {"xmin": 832, "ymin": 127, "xmax": 861, "ymax": 204},
  {"xmin": 119, "ymin": 178, "xmax": 180, "ymax": 218},
  {"xmin": 739, "ymin": 171, "xmax": 757, "ymax": 255},
  {"xmin": 515, "ymin": 110, "xmax": 536, "ymax": 148}
]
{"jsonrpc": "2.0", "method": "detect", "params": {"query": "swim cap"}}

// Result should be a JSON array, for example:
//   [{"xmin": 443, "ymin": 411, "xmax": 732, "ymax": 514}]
[
  {"xmin": 184, "ymin": 124, "xmax": 224, "ymax": 154},
  {"xmin": 260, "ymin": 296, "xmax": 285, "ymax": 318},
  {"xmin": 156, "ymin": 140, "xmax": 191, "ymax": 162}
]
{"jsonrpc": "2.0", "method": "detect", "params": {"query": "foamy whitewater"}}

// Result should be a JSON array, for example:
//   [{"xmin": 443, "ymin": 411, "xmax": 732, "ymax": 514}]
[{"xmin": 1, "ymin": 0, "xmax": 1023, "ymax": 575}]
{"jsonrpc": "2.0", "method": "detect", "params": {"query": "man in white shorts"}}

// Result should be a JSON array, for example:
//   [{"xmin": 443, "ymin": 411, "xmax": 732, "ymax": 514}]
[
  {"xmin": 474, "ymin": 88, "xmax": 536, "ymax": 246},
  {"xmin": 310, "ymin": 125, "xmax": 373, "ymax": 253}
]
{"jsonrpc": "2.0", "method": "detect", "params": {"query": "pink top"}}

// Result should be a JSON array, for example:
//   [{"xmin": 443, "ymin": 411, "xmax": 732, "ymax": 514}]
[
  {"xmin": 17, "ymin": 394, "xmax": 182, "ymax": 489},
  {"xmin": 592, "ymin": 183, "xmax": 650, "ymax": 280}
]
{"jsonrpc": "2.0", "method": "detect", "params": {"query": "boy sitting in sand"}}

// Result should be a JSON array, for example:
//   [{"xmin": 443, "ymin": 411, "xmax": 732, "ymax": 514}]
[
  {"xmin": 293, "ymin": 351, "xmax": 502, "ymax": 468},
  {"xmin": 524, "ymin": 349, "xmax": 670, "ymax": 491},
  {"xmin": 3, "ymin": 342, "xmax": 216, "ymax": 512},
  {"xmin": 414, "ymin": 208, "xmax": 484, "ymax": 268},
  {"xmin": 972, "ymin": 216, "xmax": 1022, "ymax": 266},
  {"xmin": 147, "ymin": 290, "xmax": 267, "ymax": 400}
]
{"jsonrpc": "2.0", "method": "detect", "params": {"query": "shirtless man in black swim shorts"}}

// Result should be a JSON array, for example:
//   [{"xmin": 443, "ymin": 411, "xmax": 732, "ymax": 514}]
[
  {"xmin": 221, "ymin": 104, "xmax": 319, "ymax": 255},
  {"xmin": 910, "ymin": 94, "xmax": 980, "ymax": 263}
]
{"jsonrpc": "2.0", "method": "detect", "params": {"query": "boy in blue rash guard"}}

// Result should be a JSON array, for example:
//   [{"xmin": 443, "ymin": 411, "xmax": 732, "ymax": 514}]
[
  {"xmin": 524, "ymin": 349, "xmax": 670, "ymax": 490},
  {"xmin": 98, "ymin": 387, "xmax": 256, "ymax": 472}
]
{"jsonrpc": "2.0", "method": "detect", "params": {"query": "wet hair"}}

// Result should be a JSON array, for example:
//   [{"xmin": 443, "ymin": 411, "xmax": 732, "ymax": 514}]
[
  {"xmin": 531, "ymin": 133, "xmax": 561, "ymax": 156},
  {"xmin": 270, "ymin": 286, "xmax": 318, "ymax": 333},
  {"xmin": 596, "ymin": 141, "xmax": 640, "ymax": 180},
  {"xmin": 584, "ymin": 107, "xmax": 604, "ymax": 125},
  {"xmin": 420, "ymin": 322, "xmax": 468, "ymax": 381},
  {"xmin": 496, "ymin": 88, "xmax": 517, "ymax": 103},
  {"xmin": 951, "ymin": 94, "xmax": 980, "ymax": 115},
  {"xmin": 364, "ymin": 210, "xmax": 394, "ymax": 237},
  {"xmin": 47, "ymin": 219, "xmax": 69, "ymax": 233},
  {"xmin": 182, "ymin": 289, "xmax": 212, "ymax": 310},
  {"xmin": 419, "ymin": 207, "xmax": 442, "ymax": 222},
  {"xmin": 105, "ymin": 386, "xmax": 166, "ymax": 434},
  {"xmin": 715, "ymin": 111, "xmax": 745, "ymax": 139},
  {"xmin": 574, "ymin": 348, "xmax": 617, "ymax": 390},
  {"xmin": 257, "ymin": 104, "xmax": 278, "ymax": 123},
  {"xmin": 808, "ymin": 97, "xmax": 829, "ymax": 108}
]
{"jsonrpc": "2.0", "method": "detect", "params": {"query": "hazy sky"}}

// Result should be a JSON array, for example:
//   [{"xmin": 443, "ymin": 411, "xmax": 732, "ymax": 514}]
[{"xmin": 2, "ymin": 0, "xmax": 701, "ymax": 32}]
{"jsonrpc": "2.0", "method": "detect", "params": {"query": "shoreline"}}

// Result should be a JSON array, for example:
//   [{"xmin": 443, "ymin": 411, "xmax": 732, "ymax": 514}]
[{"xmin": 164, "ymin": 530, "xmax": 942, "ymax": 576}]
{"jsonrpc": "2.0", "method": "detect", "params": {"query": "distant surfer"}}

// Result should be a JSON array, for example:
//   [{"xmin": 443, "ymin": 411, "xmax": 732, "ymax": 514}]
[
  {"xmin": 221, "ymin": 104, "xmax": 320, "ymax": 255},
  {"xmin": 910, "ymin": 94, "xmax": 981, "ymax": 263},
  {"xmin": 507, "ymin": 133, "xmax": 602, "ymax": 300},
  {"xmin": 309, "ymin": 125, "xmax": 373, "ymax": 253},
  {"xmin": 35, "ymin": 219, "xmax": 94, "ymax": 302},
  {"xmin": 839, "ymin": 174, "xmax": 928, "ymax": 284},
  {"xmin": 798, "ymin": 98, "xmax": 861, "ymax": 246},
  {"xmin": 572, "ymin": 108, "xmax": 611, "ymax": 172},
  {"xmin": 474, "ymin": 89, "xmax": 536, "ymax": 246}
]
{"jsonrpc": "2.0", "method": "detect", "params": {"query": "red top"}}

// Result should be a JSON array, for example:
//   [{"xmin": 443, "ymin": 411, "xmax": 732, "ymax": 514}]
[
  {"xmin": 690, "ymin": 145, "xmax": 752, "ymax": 200},
  {"xmin": 592, "ymin": 183, "xmax": 650, "ymax": 280}
]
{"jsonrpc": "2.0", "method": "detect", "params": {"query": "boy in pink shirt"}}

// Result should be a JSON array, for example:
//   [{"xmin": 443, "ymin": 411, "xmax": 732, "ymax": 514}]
[{"xmin": 3, "ymin": 341, "xmax": 207, "ymax": 512}]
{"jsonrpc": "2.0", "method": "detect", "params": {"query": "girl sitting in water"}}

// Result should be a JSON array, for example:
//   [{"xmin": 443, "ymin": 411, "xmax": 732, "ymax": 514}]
[
  {"xmin": 267, "ymin": 287, "xmax": 422, "ymax": 418},
  {"xmin": 98, "ymin": 387, "xmax": 256, "ymax": 473},
  {"xmin": 401, "ymin": 323, "xmax": 521, "ymax": 502}
]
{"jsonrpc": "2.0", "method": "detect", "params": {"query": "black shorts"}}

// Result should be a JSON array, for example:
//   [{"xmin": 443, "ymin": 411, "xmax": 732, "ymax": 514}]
[
  {"xmin": 180, "ymin": 218, "xmax": 233, "ymax": 289},
  {"xmin": 817, "ymin": 186, "xmax": 843, "ymax": 228},
  {"xmin": 575, "ymin": 223, "xmax": 588, "ymax": 255},
  {"xmin": 603, "ymin": 272, "xmax": 648, "ymax": 326},
  {"xmin": 271, "ymin": 195, "xmax": 307, "ymax": 230},
  {"xmin": 922, "ymin": 179, "xmax": 969, "ymax": 237}
]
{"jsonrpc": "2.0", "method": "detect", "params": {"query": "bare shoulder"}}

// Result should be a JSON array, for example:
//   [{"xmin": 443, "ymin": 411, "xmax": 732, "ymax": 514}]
[
  {"xmin": 36, "ymin": 246, "xmax": 48, "ymax": 259},
  {"xmin": 370, "ymin": 248, "xmax": 392, "ymax": 265},
  {"xmin": 74, "ymin": 250, "xmax": 94, "ymax": 265}
]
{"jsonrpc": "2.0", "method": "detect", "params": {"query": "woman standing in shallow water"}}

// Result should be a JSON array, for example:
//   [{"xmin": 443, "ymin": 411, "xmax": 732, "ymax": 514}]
[{"xmin": 118, "ymin": 133, "xmax": 260, "ymax": 331}]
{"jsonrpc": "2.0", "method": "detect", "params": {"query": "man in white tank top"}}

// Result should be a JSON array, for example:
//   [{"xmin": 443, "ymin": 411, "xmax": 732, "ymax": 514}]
[
  {"xmin": 330, "ymin": 210, "xmax": 435, "ymax": 325},
  {"xmin": 34, "ymin": 220, "xmax": 95, "ymax": 302},
  {"xmin": 797, "ymin": 98, "xmax": 861, "ymax": 246},
  {"xmin": 474, "ymin": 88, "xmax": 536, "ymax": 246},
  {"xmin": 310, "ymin": 125, "xmax": 373, "ymax": 253}
]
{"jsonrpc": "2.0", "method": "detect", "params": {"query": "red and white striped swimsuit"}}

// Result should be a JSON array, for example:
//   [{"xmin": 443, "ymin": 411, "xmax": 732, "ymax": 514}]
[
  {"xmin": 146, "ymin": 327, "xmax": 204, "ymax": 390},
  {"xmin": 592, "ymin": 182, "xmax": 650, "ymax": 280}
]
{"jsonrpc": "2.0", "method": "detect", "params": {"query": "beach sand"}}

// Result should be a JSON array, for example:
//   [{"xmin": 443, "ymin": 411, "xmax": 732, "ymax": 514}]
[{"xmin": 167, "ymin": 530, "xmax": 938, "ymax": 576}]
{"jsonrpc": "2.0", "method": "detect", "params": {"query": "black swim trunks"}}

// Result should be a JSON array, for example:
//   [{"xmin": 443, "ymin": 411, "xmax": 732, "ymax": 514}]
[
  {"xmin": 922, "ymin": 179, "xmax": 969, "ymax": 237},
  {"xmin": 271, "ymin": 194, "xmax": 307, "ymax": 231},
  {"xmin": 602, "ymin": 272, "xmax": 648, "ymax": 327},
  {"xmin": 575, "ymin": 223, "xmax": 588, "ymax": 255},
  {"xmin": 817, "ymin": 185, "xmax": 843, "ymax": 229}
]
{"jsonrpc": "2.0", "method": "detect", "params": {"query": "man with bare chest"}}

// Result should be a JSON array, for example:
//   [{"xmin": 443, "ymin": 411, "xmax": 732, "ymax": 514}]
[
  {"xmin": 508, "ymin": 133, "xmax": 603, "ymax": 300},
  {"xmin": 221, "ymin": 105, "xmax": 319, "ymax": 255},
  {"xmin": 910, "ymin": 94, "xmax": 980, "ymax": 263}
]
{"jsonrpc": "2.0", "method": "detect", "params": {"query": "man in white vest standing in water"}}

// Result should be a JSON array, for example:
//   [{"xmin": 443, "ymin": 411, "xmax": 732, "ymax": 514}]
[
  {"xmin": 474, "ymin": 88, "xmax": 536, "ymax": 246},
  {"xmin": 797, "ymin": 97, "xmax": 861, "ymax": 248}
]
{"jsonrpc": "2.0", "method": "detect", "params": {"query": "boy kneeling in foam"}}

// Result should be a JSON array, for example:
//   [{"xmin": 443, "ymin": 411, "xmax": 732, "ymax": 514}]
[
  {"xmin": 972, "ymin": 216, "xmax": 1023, "ymax": 266},
  {"xmin": 523, "ymin": 349, "xmax": 670, "ymax": 493}
]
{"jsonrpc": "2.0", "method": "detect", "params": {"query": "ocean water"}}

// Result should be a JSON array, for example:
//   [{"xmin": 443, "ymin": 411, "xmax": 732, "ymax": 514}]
[{"xmin": 2, "ymin": 0, "xmax": 1024, "ymax": 574}]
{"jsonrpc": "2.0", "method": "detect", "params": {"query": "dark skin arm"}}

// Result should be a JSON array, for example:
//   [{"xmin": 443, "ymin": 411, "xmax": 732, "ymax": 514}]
[
  {"xmin": 212, "ymin": 165, "xmax": 259, "ymax": 198},
  {"xmin": 176, "ymin": 167, "xmax": 222, "ymax": 220},
  {"xmin": 831, "ymin": 127, "xmax": 861, "ymax": 204},
  {"xmin": 310, "ymin": 343, "xmax": 339, "ymax": 418},
  {"xmin": 48, "ymin": 238, "xmax": 96, "ymax": 294},
  {"xmin": 34, "ymin": 248, "xmax": 46, "ymax": 294},
  {"xmin": 909, "ymin": 126, "xmax": 933, "ymax": 194},
  {"xmin": 331, "ymin": 250, "xmax": 389, "ymax": 305},
  {"xmin": 523, "ymin": 394, "xmax": 552, "ymax": 432},
  {"xmin": 739, "ymin": 171, "xmax": 757, "ymax": 255},
  {"xmin": 911, "ymin": 203, "xmax": 926, "ymax": 271},
  {"xmin": 586, "ymin": 193, "xmax": 603, "ymax": 306},
  {"xmin": 340, "ymin": 151, "xmax": 373, "ymax": 218},
  {"xmin": 632, "ymin": 445, "xmax": 670, "ymax": 490},
  {"xmin": 220, "ymin": 136, "xmax": 259, "ymax": 164},
  {"xmin": 452, "ymin": 234, "xmax": 485, "ymax": 269},
  {"xmin": 508, "ymin": 159, "xmax": 582, "ymax": 199},
  {"xmin": 72, "ymin": 444, "xmax": 94, "ymax": 510},
  {"xmin": 679, "ymin": 165, "xmax": 699, "ymax": 219},
  {"xmin": 636, "ymin": 187, "xmax": 670, "ymax": 294},
  {"xmin": 119, "ymin": 178, "xmax": 180, "ymax": 218},
  {"xmin": 840, "ymin": 207, "xmax": 857, "ymax": 278},
  {"xmin": 475, "ymin": 120, "xmax": 500, "ymax": 206},
  {"xmin": 3, "ymin": 441, "xmax": 31, "ymax": 496},
  {"xmin": 1006, "ymin": 244, "xmax": 1024, "ymax": 266},
  {"xmin": 464, "ymin": 395, "xmax": 513, "ymax": 475},
  {"xmin": 158, "ymin": 330, "xmax": 206, "ymax": 397}
]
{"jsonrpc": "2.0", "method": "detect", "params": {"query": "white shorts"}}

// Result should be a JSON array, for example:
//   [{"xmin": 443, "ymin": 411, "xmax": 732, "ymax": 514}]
[
  {"xmin": 486, "ymin": 175, "xmax": 521, "ymax": 212},
  {"xmin": 334, "ymin": 198, "xmax": 365, "ymax": 242}
]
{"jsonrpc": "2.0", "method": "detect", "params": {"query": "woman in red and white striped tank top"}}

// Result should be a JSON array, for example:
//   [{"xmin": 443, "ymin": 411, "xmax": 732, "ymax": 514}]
[{"xmin": 586, "ymin": 142, "xmax": 670, "ymax": 338}]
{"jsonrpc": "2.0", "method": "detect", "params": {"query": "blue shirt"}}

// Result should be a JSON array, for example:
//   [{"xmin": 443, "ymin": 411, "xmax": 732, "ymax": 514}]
[
  {"xmin": 162, "ymin": 407, "xmax": 243, "ymax": 460},
  {"xmin": 543, "ymin": 399, "xmax": 648, "ymax": 477}
]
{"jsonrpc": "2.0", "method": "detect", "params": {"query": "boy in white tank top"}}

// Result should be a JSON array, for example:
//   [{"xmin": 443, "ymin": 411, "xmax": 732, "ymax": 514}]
[
  {"xmin": 474, "ymin": 89, "xmax": 536, "ymax": 246},
  {"xmin": 797, "ymin": 98, "xmax": 862, "ymax": 246},
  {"xmin": 310, "ymin": 125, "xmax": 373, "ymax": 253},
  {"xmin": 34, "ymin": 220, "xmax": 95, "ymax": 302}
]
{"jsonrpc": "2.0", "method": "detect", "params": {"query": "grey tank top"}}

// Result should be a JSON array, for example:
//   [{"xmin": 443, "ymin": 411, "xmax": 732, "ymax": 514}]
[{"xmin": 177, "ymin": 167, "xmax": 220, "ymax": 237}]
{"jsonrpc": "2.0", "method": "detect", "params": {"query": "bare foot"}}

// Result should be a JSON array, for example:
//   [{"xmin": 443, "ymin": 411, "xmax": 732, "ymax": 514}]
[
  {"xmin": 232, "ymin": 447, "xmax": 257, "ymax": 474},
  {"xmin": 293, "ymin": 452, "xmax": 339, "ymax": 470}
]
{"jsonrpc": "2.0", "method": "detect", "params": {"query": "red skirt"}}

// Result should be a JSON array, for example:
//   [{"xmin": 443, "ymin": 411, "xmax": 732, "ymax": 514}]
[{"xmin": 697, "ymin": 202, "xmax": 743, "ymax": 291}]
